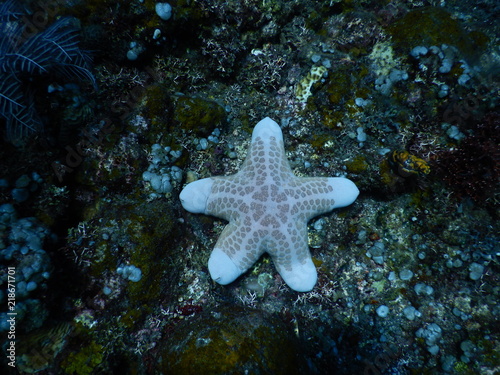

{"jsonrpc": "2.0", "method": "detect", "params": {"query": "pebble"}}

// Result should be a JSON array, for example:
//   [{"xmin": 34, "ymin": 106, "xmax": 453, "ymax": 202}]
[
  {"xmin": 469, "ymin": 262, "xmax": 484, "ymax": 280},
  {"xmin": 399, "ymin": 269, "xmax": 413, "ymax": 281},
  {"xmin": 376, "ymin": 305, "xmax": 389, "ymax": 318}
]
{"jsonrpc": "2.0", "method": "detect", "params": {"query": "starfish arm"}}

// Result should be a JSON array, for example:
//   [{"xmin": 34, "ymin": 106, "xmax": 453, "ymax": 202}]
[
  {"xmin": 208, "ymin": 220, "xmax": 265, "ymax": 285},
  {"xmin": 239, "ymin": 117, "xmax": 293, "ymax": 177},
  {"xmin": 326, "ymin": 177, "xmax": 360, "ymax": 209},
  {"xmin": 208, "ymin": 247, "xmax": 242, "ymax": 285},
  {"xmin": 268, "ymin": 221, "xmax": 317, "ymax": 292},
  {"xmin": 252, "ymin": 117, "xmax": 284, "ymax": 145},
  {"xmin": 179, "ymin": 178, "xmax": 215, "ymax": 214},
  {"xmin": 277, "ymin": 247, "xmax": 317, "ymax": 292},
  {"xmin": 291, "ymin": 177, "xmax": 359, "ymax": 222}
]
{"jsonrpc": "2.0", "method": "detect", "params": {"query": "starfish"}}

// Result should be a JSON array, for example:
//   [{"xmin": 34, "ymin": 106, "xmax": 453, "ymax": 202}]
[{"xmin": 180, "ymin": 117, "xmax": 359, "ymax": 292}]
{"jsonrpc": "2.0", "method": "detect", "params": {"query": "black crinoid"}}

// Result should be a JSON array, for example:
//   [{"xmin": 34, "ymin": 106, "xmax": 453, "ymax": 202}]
[{"xmin": 0, "ymin": 0, "xmax": 95, "ymax": 145}]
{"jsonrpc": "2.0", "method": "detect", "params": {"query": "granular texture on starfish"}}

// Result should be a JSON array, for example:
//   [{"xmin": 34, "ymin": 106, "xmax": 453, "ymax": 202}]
[{"xmin": 180, "ymin": 117, "xmax": 359, "ymax": 292}]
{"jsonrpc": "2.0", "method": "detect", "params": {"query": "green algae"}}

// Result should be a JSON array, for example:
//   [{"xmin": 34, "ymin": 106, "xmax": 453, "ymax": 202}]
[
  {"xmin": 160, "ymin": 305, "xmax": 305, "ymax": 375},
  {"xmin": 387, "ymin": 7, "xmax": 488, "ymax": 61},
  {"xmin": 315, "ymin": 63, "xmax": 372, "ymax": 126},
  {"xmin": 173, "ymin": 96, "xmax": 227, "ymax": 137},
  {"xmin": 101, "ymin": 200, "xmax": 180, "ymax": 305},
  {"xmin": 69, "ymin": 195, "xmax": 182, "ymax": 312},
  {"xmin": 453, "ymin": 361, "xmax": 476, "ymax": 375},
  {"xmin": 61, "ymin": 341, "xmax": 104, "ymax": 375},
  {"xmin": 143, "ymin": 84, "xmax": 171, "ymax": 122},
  {"xmin": 345, "ymin": 155, "xmax": 369, "ymax": 174},
  {"xmin": 324, "ymin": 66, "xmax": 358, "ymax": 106},
  {"xmin": 118, "ymin": 308, "xmax": 143, "ymax": 330}
]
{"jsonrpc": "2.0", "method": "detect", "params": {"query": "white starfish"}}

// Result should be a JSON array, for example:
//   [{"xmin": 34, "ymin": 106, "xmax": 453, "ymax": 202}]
[{"xmin": 180, "ymin": 117, "xmax": 359, "ymax": 292}]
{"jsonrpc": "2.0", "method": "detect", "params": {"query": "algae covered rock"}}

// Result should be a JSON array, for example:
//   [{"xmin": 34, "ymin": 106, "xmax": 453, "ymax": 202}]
[
  {"xmin": 173, "ymin": 96, "xmax": 227, "ymax": 137},
  {"xmin": 387, "ymin": 7, "xmax": 488, "ymax": 60},
  {"xmin": 160, "ymin": 305, "xmax": 306, "ymax": 375}
]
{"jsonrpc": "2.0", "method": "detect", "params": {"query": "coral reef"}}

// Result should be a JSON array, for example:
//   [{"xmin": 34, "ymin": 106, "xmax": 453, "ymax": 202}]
[{"xmin": 1, "ymin": 0, "xmax": 499, "ymax": 374}]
